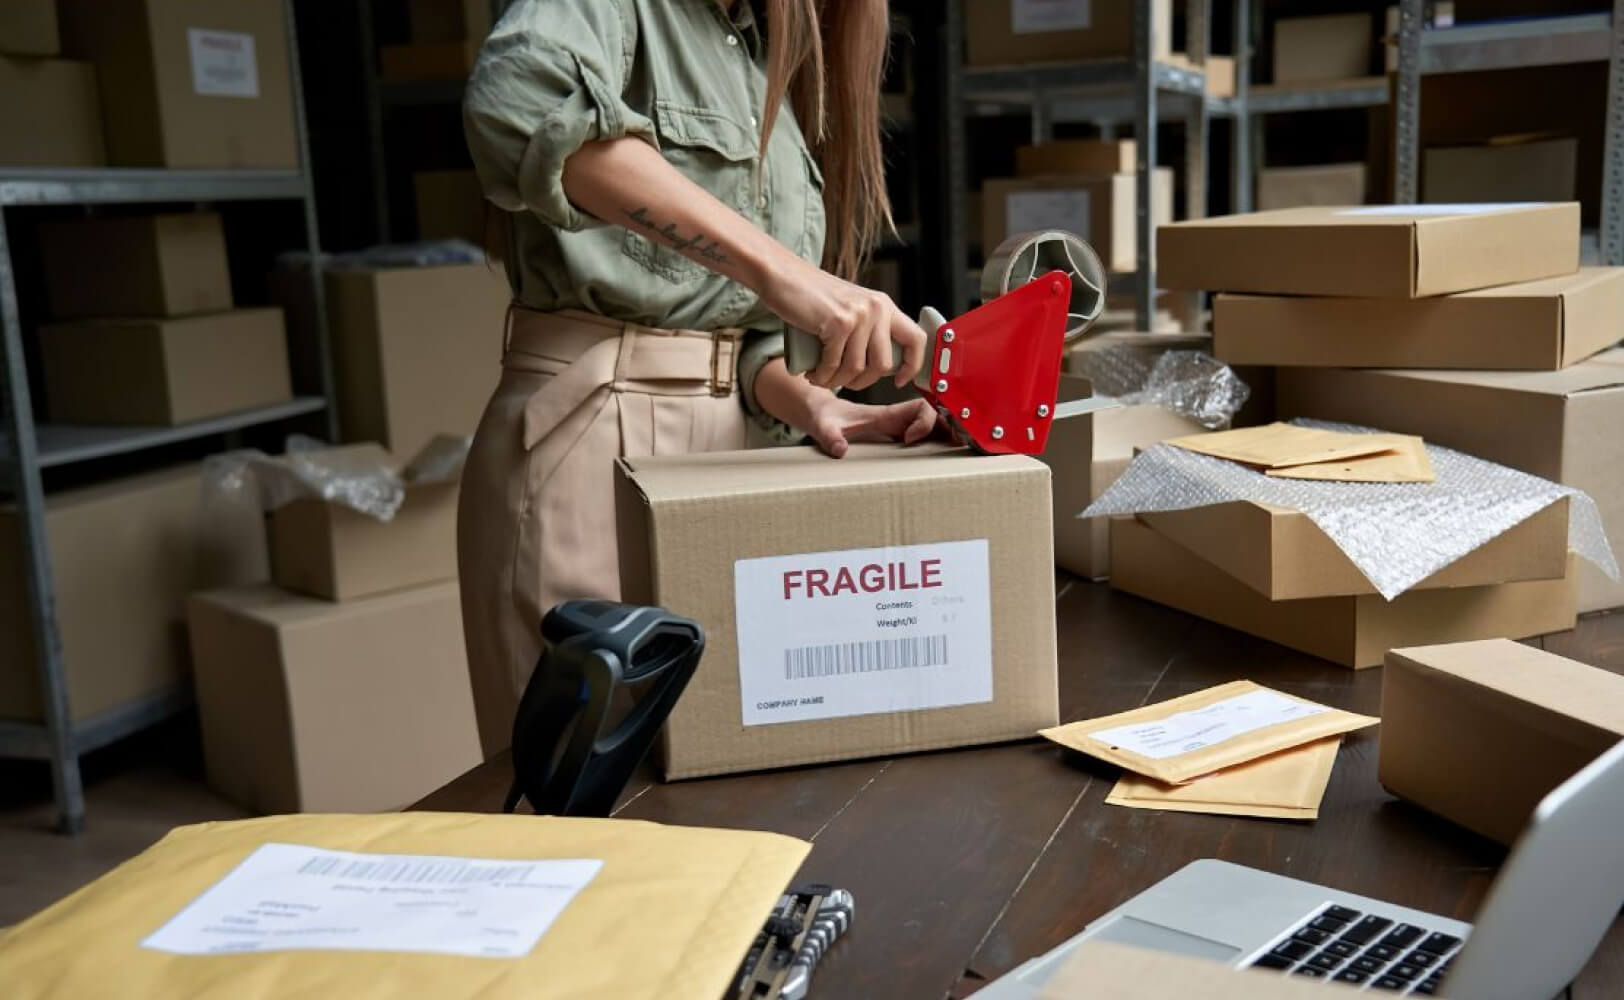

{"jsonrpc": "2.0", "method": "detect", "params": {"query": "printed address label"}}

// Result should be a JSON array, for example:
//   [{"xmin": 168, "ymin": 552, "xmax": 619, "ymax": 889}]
[
  {"xmin": 189, "ymin": 28, "xmax": 260, "ymax": 99},
  {"xmin": 1089, "ymin": 688, "xmax": 1329, "ymax": 760},
  {"xmin": 734, "ymin": 539, "xmax": 993, "ymax": 726}
]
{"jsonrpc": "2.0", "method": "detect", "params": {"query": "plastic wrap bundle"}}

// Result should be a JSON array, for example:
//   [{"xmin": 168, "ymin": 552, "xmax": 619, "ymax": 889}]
[
  {"xmin": 1069, "ymin": 342, "xmax": 1250, "ymax": 429},
  {"xmin": 202, "ymin": 434, "xmax": 471, "ymax": 525},
  {"xmin": 1082, "ymin": 420, "xmax": 1618, "ymax": 600}
]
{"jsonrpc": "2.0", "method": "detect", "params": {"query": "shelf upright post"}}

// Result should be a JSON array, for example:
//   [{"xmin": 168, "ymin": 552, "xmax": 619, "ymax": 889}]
[
  {"xmin": 1603, "ymin": 0, "xmax": 1624, "ymax": 265},
  {"xmin": 1184, "ymin": 0, "xmax": 1211, "ymax": 331},
  {"xmin": 1134, "ymin": 0, "xmax": 1159, "ymax": 330},
  {"xmin": 1394, "ymin": 0, "xmax": 1425, "ymax": 204},
  {"xmin": 946, "ymin": 0, "xmax": 972, "ymax": 313},
  {"xmin": 285, "ymin": 0, "xmax": 338, "ymax": 442},
  {"xmin": 1232, "ymin": 0, "xmax": 1255, "ymax": 214}
]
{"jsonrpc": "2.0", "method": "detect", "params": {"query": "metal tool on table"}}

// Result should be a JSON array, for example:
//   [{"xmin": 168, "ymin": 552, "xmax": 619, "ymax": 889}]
[
  {"xmin": 730, "ymin": 883, "xmax": 855, "ymax": 1000},
  {"xmin": 785, "ymin": 230, "xmax": 1115, "ymax": 456}
]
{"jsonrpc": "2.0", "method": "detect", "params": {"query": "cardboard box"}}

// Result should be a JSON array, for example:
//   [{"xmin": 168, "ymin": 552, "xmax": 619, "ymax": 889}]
[
  {"xmin": 0, "ymin": 56, "xmax": 104, "ymax": 167},
  {"xmin": 59, "ymin": 0, "xmax": 297, "ymax": 168},
  {"xmin": 269, "ymin": 444, "xmax": 459, "ymax": 602},
  {"xmin": 408, "ymin": 0, "xmax": 491, "ymax": 42},
  {"xmin": 1110, "ymin": 518, "xmax": 1576, "ymax": 669},
  {"xmin": 1164, "ymin": 52, "xmax": 1236, "ymax": 98},
  {"xmin": 966, "ymin": 0, "xmax": 1170, "ymax": 68},
  {"xmin": 1274, "ymin": 13, "xmax": 1373, "ymax": 84},
  {"xmin": 0, "ymin": 0, "xmax": 59, "ymax": 55},
  {"xmin": 188, "ymin": 581, "xmax": 481, "ymax": 814},
  {"xmin": 326, "ymin": 263, "xmax": 507, "ymax": 460},
  {"xmin": 1016, "ymin": 139, "xmax": 1135, "ymax": 177},
  {"xmin": 413, "ymin": 169, "xmax": 495, "ymax": 252},
  {"xmin": 41, "ymin": 308, "xmax": 291, "ymax": 426},
  {"xmin": 983, "ymin": 170, "xmax": 1173, "ymax": 271},
  {"xmin": 0, "ymin": 466, "xmax": 267, "ymax": 723},
  {"xmin": 1140, "ymin": 497, "xmax": 1570, "ymax": 600},
  {"xmin": 1215, "ymin": 267, "xmax": 1624, "ymax": 370},
  {"xmin": 1381, "ymin": 639, "xmax": 1624, "ymax": 845},
  {"xmin": 380, "ymin": 41, "xmax": 480, "ymax": 82},
  {"xmin": 1157, "ymin": 203, "xmax": 1580, "ymax": 297},
  {"xmin": 616, "ymin": 444, "xmax": 1059, "ymax": 780},
  {"xmin": 39, "ymin": 213, "xmax": 233, "ymax": 320},
  {"xmin": 1424, "ymin": 136, "xmax": 1579, "ymax": 205},
  {"xmin": 1276, "ymin": 351, "xmax": 1624, "ymax": 612},
  {"xmin": 1257, "ymin": 163, "xmax": 1367, "ymax": 211}
]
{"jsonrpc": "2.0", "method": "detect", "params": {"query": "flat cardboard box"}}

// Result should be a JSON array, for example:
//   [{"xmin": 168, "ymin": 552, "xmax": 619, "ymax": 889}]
[
  {"xmin": 0, "ymin": 465, "xmax": 267, "ymax": 723},
  {"xmin": 0, "ymin": 56, "xmax": 104, "ymax": 167},
  {"xmin": 1016, "ymin": 139, "xmax": 1135, "ymax": 177},
  {"xmin": 1257, "ymin": 163, "xmax": 1367, "ymax": 211},
  {"xmin": 1215, "ymin": 267, "xmax": 1624, "ymax": 370},
  {"xmin": 59, "ymin": 0, "xmax": 297, "ymax": 168},
  {"xmin": 616, "ymin": 444, "xmax": 1058, "ymax": 780},
  {"xmin": 269, "ymin": 445, "xmax": 459, "ymax": 602},
  {"xmin": 326, "ymin": 263, "xmax": 507, "ymax": 460},
  {"xmin": 40, "ymin": 308, "xmax": 291, "ymax": 426},
  {"xmin": 1381, "ymin": 639, "xmax": 1624, "ymax": 845},
  {"xmin": 0, "ymin": 0, "xmax": 59, "ymax": 55},
  {"xmin": 188, "ymin": 582, "xmax": 481, "ymax": 814},
  {"xmin": 39, "ymin": 213, "xmax": 233, "ymax": 320},
  {"xmin": 1424, "ymin": 136, "xmax": 1579, "ymax": 204},
  {"xmin": 1109, "ymin": 518, "xmax": 1576, "ymax": 670},
  {"xmin": 1140, "ymin": 497, "xmax": 1570, "ymax": 600},
  {"xmin": 1157, "ymin": 203, "xmax": 1580, "ymax": 297},
  {"xmin": 1276, "ymin": 351, "xmax": 1624, "ymax": 612},
  {"xmin": 965, "ymin": 0, "xmax": 1170, "ymax": 67},
  {"xmin": 1274, "ymin": 13, "xmax": 1373, "ymax": 84},
  {"xmin": 983, "ymin": 170, "xmax": 1173, "ymax": 272},
  {"xmin": 408, "ymin": 0, "xmax": 491, "ymax": 42},
  {"xmin": 380, "ymin": 40, "xmax": 480, "ymax": 82},
  {"xmin": 413, "ymin": 169, "xmax": 496, "ymax": 253}
]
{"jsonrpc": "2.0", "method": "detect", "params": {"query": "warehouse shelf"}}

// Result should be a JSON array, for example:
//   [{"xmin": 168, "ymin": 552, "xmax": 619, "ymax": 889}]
[
  {"xmin": 1419, "ymin": 12, "xmax": 1613, "ymax": 75},
  {"xmin": 1238, "ymin": 77, "xmax": 1390, "ymax": 115},
  {"xmin": 34, "ymin": 397, "xmax": 328, "ymax": 469},
  {"xmin": 962, "ymin": 58, "xmax": 1210, "ymax": 105},
  {"xmin": 0, "ymin": 169, "xmax": 308, "ymax": 207},
  {"xmin": 0, "ymin": 688, "xmax": 193, "ymax": 760}
]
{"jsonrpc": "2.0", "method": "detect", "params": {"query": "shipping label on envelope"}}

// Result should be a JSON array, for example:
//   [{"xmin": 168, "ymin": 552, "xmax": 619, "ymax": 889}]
[{"xmin": 1105, "ymin": 737, "xmax": 1344, "ymax": 820}]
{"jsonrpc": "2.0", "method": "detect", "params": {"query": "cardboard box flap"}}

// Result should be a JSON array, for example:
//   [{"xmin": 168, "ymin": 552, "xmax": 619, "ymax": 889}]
[
  {"xmin": 1389, "ymin": 639, "xmax": 1624, "ymax": 739},
  {"xmin": 1369, "ymin": 348, "xmax": 1624, "ymax": 396},
  {"xmin": 195, "ymin": 580, "xmax": 460, "ymax": 630}
]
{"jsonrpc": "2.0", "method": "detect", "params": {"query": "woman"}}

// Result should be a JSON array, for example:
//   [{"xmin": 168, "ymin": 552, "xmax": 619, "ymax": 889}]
[{"xmin": 459, "ymin": 0, "xmax": 936, "ymax": 753}]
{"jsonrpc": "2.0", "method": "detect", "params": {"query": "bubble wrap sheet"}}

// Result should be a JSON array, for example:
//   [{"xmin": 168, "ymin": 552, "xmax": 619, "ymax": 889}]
[
  {"xmin": 1069, "ymin": 344, "xmax": 1250, "ymax": 428},
  {"xmin": 1082, "ymin": 420, "xmax": 1618, "ymax": 600},
  {"xmin": 202, "ymin": 434, "xmax": 471, "ymax": 524}
]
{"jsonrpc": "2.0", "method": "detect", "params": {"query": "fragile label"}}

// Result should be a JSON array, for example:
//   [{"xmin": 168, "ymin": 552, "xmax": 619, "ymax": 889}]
[
  {"xmin": 1013, "ymin": 0, "xmax": 1092, "ymax": 33},
  {"xmin": 189, "ymin": 28, "xmax": 260, "ymax": 99},
  {"xmin": 1338, "ymin": 203, "xmax": 1544, "ymax": 217},
  {"xmin": 1007, "ymin": 189, "xmax": 1090, "ymax": 242},
  {"xmin": 1088, "ymin": 689, "xmax": 1329, "ymax": 760},
  {"xmin": 143, "ymin": 843, "xmax": 602, "ymax": 958},
  {"xmin": 734, "ymin": 540, "xmax": 993, "ymax": 726}
]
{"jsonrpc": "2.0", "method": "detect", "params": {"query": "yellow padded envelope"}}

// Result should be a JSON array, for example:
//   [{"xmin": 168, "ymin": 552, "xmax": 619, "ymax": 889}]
[
  {"xmin": 0, "ymin": 812, "xmax": 810, "ymax": 1000},
  {"xmin": 1105, "ymin": 737, "xmax": 1344, "ymax": 820},
  {"xmin": 1167, "ymin": 422, "xmax": 1398, "ymax": 470}
]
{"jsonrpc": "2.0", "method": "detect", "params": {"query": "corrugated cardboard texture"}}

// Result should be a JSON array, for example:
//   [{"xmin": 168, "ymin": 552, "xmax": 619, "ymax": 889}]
[
  {"xmin": 1277, "ymin": 351, "xmax": 1624, "ymax": 611},
  {"xmin": 1273, "ymin": 13, "xmax": 1373, "ymax": 83},
  {"xmin": 187, "ymin": 582, "xmax": 480, "ymax": 814},
  {"xmin": 965, "ymin": 0, "xmax": 1169, "ymax": 67},
  {"xmin": 0, "ymin": 56, "xmax": 103, "ymax": 167},
  {"xmin": 39, "ymin": 213, "xmax": 233, "ymax": 320},
  {"xmin": 1380, "ymin": 639, "xmax": 1624, "ymax": 845},
  {"xmin": 1016, "ymin": 139, "xmax": 1136, "ymax": 177},
  {"xmin": 40, "ymin": 308, "xmax": 291, "ymax": 425},
  {"xmin": 617, "ymin": 444, "xmax": 1058, "ymax": 779},
  {"xmin": 1216, "ymin": 267, "xmax": 1624, "ymax": 370},
  {"xmin": 1257, "ymin": 163, "xmax": 1367, "ymax": 211},
  {"xmin": 59, "ymin": 0, "xmax": 297, "ymax": 168},
  {"xmin": 0, "ymin": 466, "xmax": 266, "ymax": 722},
  {"xmin": 1110, "ymin": 518, "xmax": 1576, "ymax": 669},
  {"xmin": 327, "ymin": 263, "xmax": 507, "ymax": 460},
  {"xmin": 1157, "ymin": 203, "xmax": 1580, "ymax": 297},
  {"xmin": 983, "ymin": 170, "xmax": 1172, "ymax": 271},
  {"xmin": 1143, "ymin": 498, "xmax": 1569, "ymax": 600},
  {"xmin": 1425, "ymin": 137, "xmax": 1578, "ymax": 204},
  {"xmin": 0, "ymin": 0, "xmax": 59, "ymax": 55}
]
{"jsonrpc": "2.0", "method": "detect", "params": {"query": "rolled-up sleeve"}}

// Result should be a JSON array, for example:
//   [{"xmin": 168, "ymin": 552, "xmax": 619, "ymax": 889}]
[
  {"xmin": 737, "ymin": 332, "xmax": 807, "ymax": 446},
  {"xmin": 463, "ymin": 0, "xmax": 656, "ymax": 232}
]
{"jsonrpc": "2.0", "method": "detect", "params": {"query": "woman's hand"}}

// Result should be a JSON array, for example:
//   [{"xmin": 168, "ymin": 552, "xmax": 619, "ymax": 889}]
[
  {"xmin": 803, "ymin": 394, "xmax": 939, "ymax": 459},
  {"xmin": 755, "ymin": 253, "xmax": 927, "ymax": 393}
]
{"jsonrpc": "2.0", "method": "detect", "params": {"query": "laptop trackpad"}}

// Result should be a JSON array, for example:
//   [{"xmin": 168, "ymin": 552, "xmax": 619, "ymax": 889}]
[{"xmin": 1091, "ymin": 916, "xmax": 1243, "ymax": 964}]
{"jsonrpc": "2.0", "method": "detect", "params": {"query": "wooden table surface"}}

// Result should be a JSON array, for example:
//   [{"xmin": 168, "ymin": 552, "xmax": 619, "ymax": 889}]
[{"xmin": 414, "ymin": 580, "xmax": 1624, "ymax": 999}]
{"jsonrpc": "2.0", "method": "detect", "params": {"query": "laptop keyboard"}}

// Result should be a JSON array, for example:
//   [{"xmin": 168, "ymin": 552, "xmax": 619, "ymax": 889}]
[{"xmin": 1249, "ymin": 904, "xmax": 1464, "ymax": 994}]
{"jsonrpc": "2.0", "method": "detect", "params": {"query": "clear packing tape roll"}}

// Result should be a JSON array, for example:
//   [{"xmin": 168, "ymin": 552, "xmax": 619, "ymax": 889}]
[
  {"xmin": 1069, "ymin": 343, "xmax": 1250, "ymax": 429},
  {"xmin": 202, "ymin": 434, "xmax": 471, "ymax": 524},
  {"xmin": 1082, "ymin": 420, "xmax": 1619, "ymax": 600}
]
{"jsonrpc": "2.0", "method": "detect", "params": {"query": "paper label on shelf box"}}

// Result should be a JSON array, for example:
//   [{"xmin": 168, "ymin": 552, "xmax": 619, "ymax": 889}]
[
  {"xmin": 1338, "ymin": 203, "xmax": 1545, "ymax": 217},
  {"xmin": 142, "ymin": 842, "xmax": 602, "ymax": 958},
  {"xmin": 734, "ymin": 539, "xmax": 994, "ymax": 726},
  {"xmin": 1008, "ymin": 190, "xmax": 1091, "ymax": 243},
  {"xmin": 1088, "ymin": 689, "xmax": 1329, "ymax": 760},
  {"xmin": 188, "ymin": 29, "xmax": 260, "ymax": 99},
  {"xmin": 1013, "ymin": 0, "xmax": 1092, "ymax": 33}
]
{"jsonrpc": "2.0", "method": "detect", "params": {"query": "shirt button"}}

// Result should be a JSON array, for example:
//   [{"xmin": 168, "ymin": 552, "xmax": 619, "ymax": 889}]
[
  {"xmin": 750, "ymin": 115, "xmax": 758, "ymax": 127},
  {"xmin": 725, "ymin": 34, "xmax": 738, "ymax": 46}
]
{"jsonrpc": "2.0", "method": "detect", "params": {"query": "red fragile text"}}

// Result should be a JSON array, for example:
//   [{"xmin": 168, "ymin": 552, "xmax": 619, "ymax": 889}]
[{"xmin": 782, "ymin": 560, "xmax": 943, "ymax": 599}]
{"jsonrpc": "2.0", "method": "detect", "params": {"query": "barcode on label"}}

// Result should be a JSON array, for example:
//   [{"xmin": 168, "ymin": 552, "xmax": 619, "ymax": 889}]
[
  {"xmin": 297, "ymin": 855, "xmax": 536, "ymax": 885},
  {"xmin": 784, "ymin": 635, "xmax": 949, "ymax": 680}
]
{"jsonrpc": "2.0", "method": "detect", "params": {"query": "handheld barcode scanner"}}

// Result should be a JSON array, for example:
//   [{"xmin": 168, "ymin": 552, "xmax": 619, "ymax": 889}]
[
  {"xmin": 504, "ymin": 600, "xmax": 703, "ymax": 817},
  {"xmin": 785, "ymin": 230, "xmax": 1115, "ymax": 456}
]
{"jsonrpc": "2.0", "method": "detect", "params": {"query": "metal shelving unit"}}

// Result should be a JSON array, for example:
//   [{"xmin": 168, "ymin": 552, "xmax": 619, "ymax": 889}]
[
  {"xmin": 0, "ymin": 0, "xmax": 335, "ymax": 834},
  {"xmin": 1394, "ymin": 0, "xmax": 1624, "ymax": 265}
]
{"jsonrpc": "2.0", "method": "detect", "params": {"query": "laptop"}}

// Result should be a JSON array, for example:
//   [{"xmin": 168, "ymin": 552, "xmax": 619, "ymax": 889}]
[{"xmin": 979, "ymin": 738, "xmax": 1624, "ymax": 999}]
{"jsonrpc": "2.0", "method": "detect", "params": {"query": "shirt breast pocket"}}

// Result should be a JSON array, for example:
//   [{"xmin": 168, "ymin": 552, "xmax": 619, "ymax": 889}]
[{"xmin": 623, "ymin": 102, "xmax": 758, "ymax": 284}]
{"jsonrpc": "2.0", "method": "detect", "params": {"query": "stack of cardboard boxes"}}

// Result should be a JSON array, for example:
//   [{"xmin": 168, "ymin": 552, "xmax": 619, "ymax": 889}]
[
  {"xmin": 0, "ymin": 0, "xmax": 104, "ymax": 167},
  {"xmin": 1109, "ymin": 202, "xmax": 1624, "ymax": 666}
]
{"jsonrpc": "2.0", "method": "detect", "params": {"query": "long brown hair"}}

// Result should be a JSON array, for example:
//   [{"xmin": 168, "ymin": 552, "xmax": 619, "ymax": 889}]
[{"xmin": 757, "ymin": 0, "xmax": 893, "ymax": 280}]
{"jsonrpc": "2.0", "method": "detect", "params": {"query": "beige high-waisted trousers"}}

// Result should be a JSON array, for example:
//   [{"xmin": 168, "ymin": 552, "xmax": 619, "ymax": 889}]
[{"xmin": 457, "ymin": 307, "xmax": 748, "ymax": 756}]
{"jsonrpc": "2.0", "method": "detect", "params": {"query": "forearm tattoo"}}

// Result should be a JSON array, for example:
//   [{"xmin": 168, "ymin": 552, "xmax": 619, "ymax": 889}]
[{"xmin": 625, "ymin": 206, "xmax": 731, "ymax": 265}]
